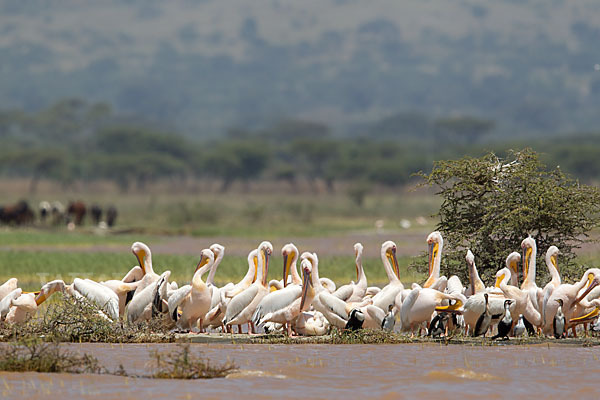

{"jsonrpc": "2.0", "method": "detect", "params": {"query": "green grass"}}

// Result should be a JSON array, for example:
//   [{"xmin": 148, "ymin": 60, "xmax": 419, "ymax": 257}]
[
  {"xmin": 0, "ymin": 249, "xmax": 424, "ymax": 291},
  {"xmin": 0, "ymin": 229, "xmax": 154, "ymax": 247}
]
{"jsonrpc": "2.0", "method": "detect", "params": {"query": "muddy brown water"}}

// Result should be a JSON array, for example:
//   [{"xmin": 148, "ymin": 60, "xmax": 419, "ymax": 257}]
[{"xmin": 1, "ymin": 343, "xmax": 598, "ymax": 399}]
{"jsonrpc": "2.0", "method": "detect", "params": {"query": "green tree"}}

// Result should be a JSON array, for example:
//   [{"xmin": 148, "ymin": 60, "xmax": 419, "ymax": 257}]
[{"xmin": 419, "ymin": 149, "xmax": 600, "ymax": 283}]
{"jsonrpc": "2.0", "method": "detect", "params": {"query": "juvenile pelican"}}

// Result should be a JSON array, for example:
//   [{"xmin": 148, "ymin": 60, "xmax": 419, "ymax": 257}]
[
  {"xmin": 333, "ymin": 243, "xmax": 367, "ymax": 303},
  {"xmin": 224, "ymin": 241, "xmax": 273, "ymax": 333},
  {"xmin": 168, "ymin": 249, "xmax": 214, "ymax": 332}
]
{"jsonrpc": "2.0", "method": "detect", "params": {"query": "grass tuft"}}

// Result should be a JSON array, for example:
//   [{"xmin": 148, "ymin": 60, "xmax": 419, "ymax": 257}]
[{"xmin": 149, "ymin": 344, "xmax": 237, "ymax": 379}]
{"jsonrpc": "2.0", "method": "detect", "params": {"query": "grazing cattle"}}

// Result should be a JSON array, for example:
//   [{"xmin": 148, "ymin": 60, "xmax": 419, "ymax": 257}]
[
  {"xmin": 39, "ymin": 201, "xmax": 51, "ymax": 223},
  {"xmin": 0, "ymin": 200, "xmax": 35, "ymax": 225},
  {"xmin": 67, "ymin": 201, "xmax": 87, "ymax": 226},
  {"xmin": 90, "ymin": 205, "xmax": 102, "ymax": 226},
  {"xmin": 106, "ymin": 206, "xmax": 118, "ymax": 227},
  {"xmin": 51, "ymin": 201, "xmax": 66, "ymax": 225}
]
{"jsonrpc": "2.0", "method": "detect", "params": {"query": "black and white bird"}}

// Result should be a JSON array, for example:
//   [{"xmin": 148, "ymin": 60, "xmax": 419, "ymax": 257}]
[
  {"xmin": 473, "ymin": 293, "xmax": 492, "ymax": 337},
  {"xmin": 591, "ymin": 318, "xmax": 600, "ymax": 334},
  {"xmin": 513, "ymin": 314, "xmax": 526, "ymax": 337},
  {"xmin": 345, "ymin": 308, "xmax": 364, "ymax": 331},
  {"xmin": 553, "ymin": 299, "xmax": 566, "ymax": 339},
  {"xmin": 492, "ymin": 299, "xmax": 514, "ymax": 340},
  {"xmin": 381, "ymin": 304, "xmax": 395, "ymax": 331},
  {"xmin": 428, "ymin": 312, "xmax": 449, "ymax": 338}
]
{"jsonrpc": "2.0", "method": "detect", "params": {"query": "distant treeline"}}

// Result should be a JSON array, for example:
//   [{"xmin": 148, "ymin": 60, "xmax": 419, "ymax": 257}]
[{"xmin": 1, "ymin": 98, "xmax": 599, "ymax": 193}]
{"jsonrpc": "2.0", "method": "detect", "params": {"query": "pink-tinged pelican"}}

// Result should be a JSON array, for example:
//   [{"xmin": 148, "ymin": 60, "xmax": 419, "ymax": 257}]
[
  {"xmin": 333, "ymin": 243, "xmax": 367, "ymax": 303},
  {"xmin": 252, "ymin": 259, "xmax": 316, "ymax": 336},
  {"xmin": 269, "ymin": 243, "xmax": 302, "ymax": 291},
  {"xmin": 542, "ymin": 268, "xmax": 600, "ymax": 336},
  {"xmin": 201, "ymin": 243, "xmax": 232, "ymax": 330},
  {"xmin": 521, "ymin": 236, "xmax": 543, "ymax": 314},
  {"xmin": 167, "ymin": 249, "xmax": 214, "ymax": 332},
  {"xmin": 224, "ymin": 241, "xmax": 273, "ymax": 333}
]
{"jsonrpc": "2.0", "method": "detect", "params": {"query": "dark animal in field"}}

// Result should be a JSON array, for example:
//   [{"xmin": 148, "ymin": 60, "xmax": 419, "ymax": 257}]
[
  {"xmin": 106, "ymin": 205, "xmax": 118, "ymax": 227},
  {"xmin": 67, "ymin": 201, "xmax": 87, "ymax": 226},
  {"xmin": 0, "ymin": 200, "xmax": 34, "ymax": 225},
  {"xmin": 91, "ymin": 204, "xmax": 102, "ymax": 226}
]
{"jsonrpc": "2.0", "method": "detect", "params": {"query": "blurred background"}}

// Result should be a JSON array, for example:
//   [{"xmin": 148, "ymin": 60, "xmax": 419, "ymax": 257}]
[{"xmin": 1, "ymin": 1, "xmax": 600, "ymax": 287}]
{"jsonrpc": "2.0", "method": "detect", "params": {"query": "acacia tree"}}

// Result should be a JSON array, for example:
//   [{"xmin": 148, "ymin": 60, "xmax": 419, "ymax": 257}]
[{"xmin": 419, "ymin": 149, "xmax": 600, "ymax": 283}]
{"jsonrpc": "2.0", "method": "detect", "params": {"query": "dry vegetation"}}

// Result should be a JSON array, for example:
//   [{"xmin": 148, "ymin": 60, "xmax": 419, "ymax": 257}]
[{"xmin": 149, "ymin": 344, "xmax": 237, "ymax": 379}]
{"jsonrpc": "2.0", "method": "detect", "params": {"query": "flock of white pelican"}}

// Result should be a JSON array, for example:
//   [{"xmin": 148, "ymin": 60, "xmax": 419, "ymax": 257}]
[{"xmin": 1, "ymin": 232, "xmax": 600, "ymax": 339}]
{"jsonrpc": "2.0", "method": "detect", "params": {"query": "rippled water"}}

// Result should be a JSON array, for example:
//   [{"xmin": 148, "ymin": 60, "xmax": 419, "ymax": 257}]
[{"xmin": 1, "ymin": 343, "xmax": 598, "ymax": 399}]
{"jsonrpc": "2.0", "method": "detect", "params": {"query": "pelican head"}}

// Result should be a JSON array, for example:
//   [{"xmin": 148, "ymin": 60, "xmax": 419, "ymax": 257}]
[
  {"xmin": 546, "ymin": 246, "xmax": 560, "ymax": 272},
  {"xmin": 495, "ymin": 267, "xmax": 511, "ymax": 288},
  {"xmin": 282, "ymin": 243, "xmax": 298, "ymax": 287},
  {"xmin": 466, "ymin": 250, "xmax": 474, "ymax": 266},
  {"xmin": 35, "ymin": 279, "xmax": 66, "ymax": 306},
  {"xmin": 299, "ymin": 259, "xmax": 313, "ymax": 310},
  {"xmin": 426, "ymin": 232, "xmax": 443, "ymax": 275},
  {"xmin": 506, "ymin": 252, "xmax": 521, "ymax": 275},
  {"xmin": 131, "ymin": 242, "xmax": 152, "ymax": 274},
  {"xmin": 575, "ymin": 270, "xmax": 600, "ymax": 304},
  {"xmin": 209, "ymin": 243, "xmax": 224, "ymax": 257},
  {"xmin": 381, "ymin": 240, "xmax": 400, "ymax": 279},
  {"xmin": 196, "ymin": 248, "xmax": 215, "ymax": 272}
]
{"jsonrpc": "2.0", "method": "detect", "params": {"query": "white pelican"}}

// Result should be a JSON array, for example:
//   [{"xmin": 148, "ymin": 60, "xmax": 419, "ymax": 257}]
[
  {"xmin": 542, "ymin": 268, "xmax": 600, "ymax": 336},
  {"xmin": 268, "ymin": 243, "xmax": 302, "ymax": 291},
  {"xmin": 372, "ymin": 241, "xmax": 405, "ymax": 311},
  {"xmin": 201, "ymin": 243, "xmax": 232, "ymax": 330},
  {"xmin": 295, "ymin": 311, "xmax": 329, "ymax": 336},
  {"xmin": 521, "ymin": 236, "xmax": 543, "ymax": 314},
  {"xmin": 462, "ymin": 253, "xmax": 520, "ymax": 335},
  {"xmin": 99, "ymin": 279, "xmax": 142, "ymax": 317},
  {"xmin": 495, "ymin": 263, "xmax": 542, "ymax": 330},
  {"xmin": 126, "ymin": 271, "xmax": 171, "ymax": 323},
  {"xmin": 464, "ymin": 249, "xmax": 485, "ymax": 296},
  {"xmin": 252, "ymin": 259, "xmax": 315, "ymax": 336},
  {"xmin": 224, "ymin": 241, "xmax": 273, "ymax": 333},
  {"xmin": 168, "ymin": 249, "xmax": 214, "ymax": 331},
  {"xmin": 300, "ymin": 251, "xmax": 372, "ymax": 329},
  {"xmin": 35, "ymin": 278, "xmax": 120, "ymax": 321},
  {"xmin": 333, "ymin": 243, "xmax": 368, "ymax": 303},
  {"xmin": 541, "ymin": 246, "xmax": 561, "ymax": 326},
  {"xmin": 131, "ymin": 242, "xmax": 160, "ymax": 295},
  {"xmin": 423, "ymin": 231, "xmax": 446, "ymax": 290},
  {"xmin": 398, "ymin": 284, "xmax": 465, "ymax": 335},
  {"xmin": 5, "ymin": 293, "xmax": 38, "ymax": 324}
]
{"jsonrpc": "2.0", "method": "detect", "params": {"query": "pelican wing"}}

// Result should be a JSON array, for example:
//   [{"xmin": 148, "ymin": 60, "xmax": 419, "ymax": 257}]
[
  {"xmin": 333, "ymin": 284, "xmax": 354, "ymax": 301},
  {"xmin": 0, "ymin": 278, "xmax": 18, "ymax": 301},
  {"xmin": 225, "ymin": 285, "xmax": 259, "ymax": 324},
  {"xmin": 252, "ymin": 285, "xmax": 302, "ymax": 325},
  {"xmin": 122, "ymin": 266, "xmax": 144, "ymax": 283},
  {"xmin": 0, "ymin": 288, "xmax": 22, "ymax": 319},
  {"xmin": 373, "ymin": 285, "xmax": 404, "ymax": 311},
  {"xmin": 447, "ymin": 275, "xmax": 464, "ymax": 296},
  {"xmin": 317, "ymin": 291, "xmax": 350, "ymax": 319},
  {"xmin": 167, "ymin": 285, "xmax": 192, "ymax": 321},
  {"xmin": 400, "ymin": 287, "xmax": 421, "ymax": 331},
  {"xmin": 75, "ymin": 279, "xmax": 119, "ymax": 320},
  {"xmin": 365, "ymin": 304, "xmax": 386, "ymax": 326},
  {"xmin": 542, "ymin": 284, "xmax": 554, "ymax": 325}
]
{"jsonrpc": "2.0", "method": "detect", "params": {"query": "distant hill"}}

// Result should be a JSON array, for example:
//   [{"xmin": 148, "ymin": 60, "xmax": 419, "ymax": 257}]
[{"xmin": 1, "ymin": 0, "xmax": 599, "ymax": 137}]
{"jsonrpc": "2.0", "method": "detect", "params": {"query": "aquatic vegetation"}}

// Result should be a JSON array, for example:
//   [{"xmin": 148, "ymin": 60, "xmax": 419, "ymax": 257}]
[
  {"xmin": 0, "ymin": 293, "xmax": 175, "ymax": 343},
  {"xmin": 0, "ymin": 339, "xmax": 103, "ymax": 374},
  {"xmin": 149, "ymin": 344, "xmax": 237, "ymax": 379}
]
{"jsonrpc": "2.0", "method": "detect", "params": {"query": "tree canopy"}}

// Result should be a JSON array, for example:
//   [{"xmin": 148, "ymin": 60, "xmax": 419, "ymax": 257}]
[{"xmin": 420, "ymin": 149, "xmax": 600, "ymax": 283}]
